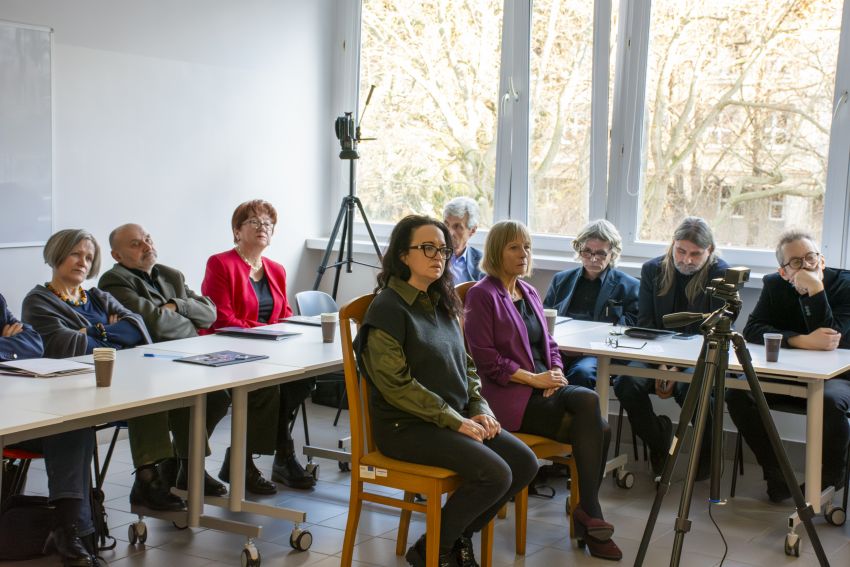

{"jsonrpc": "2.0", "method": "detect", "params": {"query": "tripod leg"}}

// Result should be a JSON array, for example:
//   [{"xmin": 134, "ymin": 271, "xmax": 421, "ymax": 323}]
[
  {"xmin": 710, "ymin": 339, "xmax": 730, "ymax": 503},
  {"xmin": 332, "ymin": 207, "xmax": 350, "ymax": 300},
  {"xmin": 313, "ymin": 199, "xmax": 350, "ymax": 291},
  {"xmin": 731, "ymin": 333, "xmax": 830, "ymax": 566},
  {"xmin": 352, "ymin": 197, "xmax": 383, "ymax": 260},
  {"xmin": 634, "ymin": 343, "xmax": 709, "ymax": 566}
]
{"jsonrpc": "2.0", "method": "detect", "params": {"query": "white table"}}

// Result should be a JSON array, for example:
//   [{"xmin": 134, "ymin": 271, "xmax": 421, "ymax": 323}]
[
  {"xmin": 0, "ymin": 347, "xmax": 307, "ymax": 563},
  {"xmin": 555, "ymin": 320, "xmax": 850, "ymax": 552}
]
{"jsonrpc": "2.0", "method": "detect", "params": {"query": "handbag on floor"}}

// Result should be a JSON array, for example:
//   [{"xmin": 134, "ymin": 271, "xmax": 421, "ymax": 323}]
[{"xmin": 0, "ymin": 494, "xmax": 52, "ymax": 560}]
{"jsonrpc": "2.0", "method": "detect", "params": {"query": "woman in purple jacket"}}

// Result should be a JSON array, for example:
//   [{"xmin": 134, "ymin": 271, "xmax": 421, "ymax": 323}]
[{"xmin": 464, "ymin": 220, "xmax": 620, "ymax": 561}]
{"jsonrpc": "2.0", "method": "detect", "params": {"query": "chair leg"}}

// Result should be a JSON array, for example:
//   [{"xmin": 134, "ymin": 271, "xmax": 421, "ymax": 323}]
[
  {"xmin": 730, "ymin": 432, "xmax": 742, "ymax": 498},
  {"xmin": 515, "ymin": 486, "xmax": 528, "ymax": 555},
  {"xmin": 425, "ymin": 487, "xmax": 442, "ymax": 567},
  {"xmin": 480, "ymin": 518, "xmax": 494, "ymax": 567},
  {"xmin": 341, "ymin": 482, "xmax": 363, "ymax": 567},
  {"xmin": 568, "ymin": 458, "xmax": 579, "ymax": 539},
  {"xmin": 333, "ymin": 384, "xmax": 346, "ymax": 427},
  {"xmin": 497, "ymin": 503, "xmax": 507, "ymax": 519},
  {"xmin": 396, "ymin": 492, "xmax": 415, "ymax": 556}
]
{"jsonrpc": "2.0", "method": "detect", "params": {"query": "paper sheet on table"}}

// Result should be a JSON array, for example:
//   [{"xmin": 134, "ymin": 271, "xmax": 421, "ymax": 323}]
[{"xmin": 0, "ymin": 358, "xmax": 94, "ymax": 378}]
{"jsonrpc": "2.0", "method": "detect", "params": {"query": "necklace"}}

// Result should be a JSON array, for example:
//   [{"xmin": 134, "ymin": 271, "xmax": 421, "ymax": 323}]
[
  {"xmin": 235, "ymin": 247, "xmax": 262, "ymax": 271},
  {"xmin": 46, "ymin": 282, "xmax": 88, "ymax": 306}
]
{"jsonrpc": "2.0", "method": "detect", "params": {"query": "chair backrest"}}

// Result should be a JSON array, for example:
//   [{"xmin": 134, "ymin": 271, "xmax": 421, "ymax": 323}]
[
  {"xmin": 339, "ymin": 293, "xmax": 377, "ymax": 469},
  {"xmin": 295, "ymin": 290, "xmax": 339, "ymax": 316},
  {"xmin": 455, "ymin": 281, "xmax": 475, "ymax": 304}
]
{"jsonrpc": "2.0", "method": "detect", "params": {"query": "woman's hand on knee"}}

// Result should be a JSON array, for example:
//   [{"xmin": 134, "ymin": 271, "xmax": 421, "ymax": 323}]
[
  {"xmin": 458, "ymin": 418, "xmax": 487, "ymax": 442},
  {"xmin": 471, "ymin": 414, "xmax": 501, "ymax": 439}
]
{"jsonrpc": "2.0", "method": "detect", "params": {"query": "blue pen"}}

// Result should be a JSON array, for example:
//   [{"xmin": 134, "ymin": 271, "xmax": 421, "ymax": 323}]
[{"xmin": 143, "ymin": 353, "xmax": 181, "ymax": 359}]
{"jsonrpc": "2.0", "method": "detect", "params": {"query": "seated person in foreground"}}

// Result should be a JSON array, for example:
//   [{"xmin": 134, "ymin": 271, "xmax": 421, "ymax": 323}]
[
  {"xmin": 727, "ymin": 229, "xmax": 850, "ymax": 503},
  {"xmin": 202, "ymin": 199, "xmax": 314, "ymax": 492},
  {"xmin": 543, "ymin": 218, "xmax": 639, "ymax": 388},
  {"xmin": 22, "ymin": 229, "xmax": 184, "ymax": 513},
  {"xmin": 99, "ymin": 223, "xmax": 230, "ymax": 496},
  {"xmin": 355, "ymin": 215, "xmax": 538, "ymax": 567},
  {"xmin": 464, "ymin": 219, "xmax": 620, "ymax": 561},
  {"xmin": 3, "ymin": 292, "xmax": 98, "ymax": 567},
  {"xmin": 612, "ymin": 217, "xmax": 729, "ymax": 479},
  {"xmin": 442, "ymin": 196, "xmax": 484, "ymax": 283}
]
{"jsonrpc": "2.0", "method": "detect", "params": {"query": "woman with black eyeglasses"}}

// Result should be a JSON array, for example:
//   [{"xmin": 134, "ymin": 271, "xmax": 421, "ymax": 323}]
[
  {"xmin": 355, "ymin": 215, "xmax": 538, "ymax": 567},
  {"xmin": 542, "ymin": 219, "xmax": 639, "ymax": 388},
  {"xmin": 201, "ymin": 199, "xmax": 315, "ymax": 494}
]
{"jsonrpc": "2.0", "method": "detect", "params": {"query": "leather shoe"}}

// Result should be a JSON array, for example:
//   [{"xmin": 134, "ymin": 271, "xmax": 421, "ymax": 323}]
[
  {"xmin": 218, "ymin": 448, "xmax": 277, "ymax": 495},
  {"xmin": 176, "ymin": 459, "xmax": 227, "ymax": 496},
  {"xmin": 580, "ymin": 534, "xmax": 623, "ymax": 561},
  {"xmin": 130, "ymin": 465, "xmax": 186, "ymax": 511},
  {"xmin": 43, "ymin": 524, "xmax": 98, "ymax": 567},
  {"xmin": 271, "ymin": 451, "xmax": 315, "ymax": 489},
  {"xmin": 405, "ymin": 534, "xmax": 459, "ymax": 567},
  {"xmin": 573, "ymin": 506, "xmax": 614, "ymax": 542}
]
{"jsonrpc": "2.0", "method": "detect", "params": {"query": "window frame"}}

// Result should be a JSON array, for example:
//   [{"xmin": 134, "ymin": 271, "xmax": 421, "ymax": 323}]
[{"xmin": 345, "ymin": 0, "xmax": 850, "ymax": 273}]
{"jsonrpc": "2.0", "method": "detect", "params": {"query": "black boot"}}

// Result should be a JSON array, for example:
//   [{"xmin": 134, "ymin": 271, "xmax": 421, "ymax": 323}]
[
  {"xmin": 453, "ymin": 534, "xmax": 479, "ymax": 567},
  {"xmin": 176, "ymin": 458, "xmax": 227, "ymax": 496},
  {"xmin": 130, "ymin": 464, "xmax": 186, "ymax": 511},
  {"xmin": 272, "ymin": 440, "xmax": 315, "ymax": 489},
  {"xmin": 218, "ymin": 448, "xmax": 277, "ymax": 495},
  {"xmin": 43, "ymin": 524, "xmax": 97, "ymax": 567},
  {"xmin": 405, "ymin": 534, "xmax": 459, "ymax": 567}
]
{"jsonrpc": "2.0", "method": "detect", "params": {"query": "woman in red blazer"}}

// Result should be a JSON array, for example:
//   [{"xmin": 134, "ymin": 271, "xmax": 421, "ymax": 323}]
[
  {"xmin": 202, "ymin": 199, "xmax": 315, "ymax": 492},
  {"xmin": 464, "ymin": 220, "xmax": 620, "ymax": 561}
]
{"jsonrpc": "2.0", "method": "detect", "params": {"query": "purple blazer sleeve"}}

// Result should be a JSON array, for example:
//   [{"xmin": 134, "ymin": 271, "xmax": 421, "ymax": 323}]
[{"xmin": 464, "ymin": 283, "xmax": 521, "ymax": 386}]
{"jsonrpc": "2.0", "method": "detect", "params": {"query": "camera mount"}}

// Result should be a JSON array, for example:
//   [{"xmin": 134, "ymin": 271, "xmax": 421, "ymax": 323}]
[{"xmin": 635, "ymin": 267, "xmax": 829, "ymax": 566}]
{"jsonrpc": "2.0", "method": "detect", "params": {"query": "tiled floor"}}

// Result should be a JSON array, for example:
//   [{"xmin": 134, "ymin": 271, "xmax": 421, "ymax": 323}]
[{"xmin": 4, "ymin": 401, "xmax": 850, "ymax": 566}]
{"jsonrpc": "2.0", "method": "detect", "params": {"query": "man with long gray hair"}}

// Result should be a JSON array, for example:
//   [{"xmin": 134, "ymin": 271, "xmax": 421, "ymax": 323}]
[
  {"xmin": 613, "ymin": 217, "xmax": 729, "ymax": 480},
  {"xmin": 443, "ymin": 196, "xmax": 484, "ymax": 283}
]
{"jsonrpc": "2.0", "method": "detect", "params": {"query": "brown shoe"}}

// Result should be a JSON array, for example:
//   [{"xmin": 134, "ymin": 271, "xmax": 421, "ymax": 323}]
[{"xmin": 580, "ymin": 535, "xmax": 623, "ymax": 561}]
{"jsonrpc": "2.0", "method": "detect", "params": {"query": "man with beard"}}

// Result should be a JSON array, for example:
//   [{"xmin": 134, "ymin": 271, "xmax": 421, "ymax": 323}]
[
  {"xmin": 613, "ymin": 217, "xmax": 729, "ymax": 479},
  {"xmin": 727, "ymin": 230, "xmax": 850, "ymax": 502},
  {"xmin": 99, "ymin": 223, "xmax": 230, "ymax": 497}
]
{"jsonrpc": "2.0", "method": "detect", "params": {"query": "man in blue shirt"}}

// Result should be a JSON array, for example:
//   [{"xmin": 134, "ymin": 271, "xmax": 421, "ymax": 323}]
[{"xmin": 443, "ymin": 196, "xmax": 484, "ymax": 283}]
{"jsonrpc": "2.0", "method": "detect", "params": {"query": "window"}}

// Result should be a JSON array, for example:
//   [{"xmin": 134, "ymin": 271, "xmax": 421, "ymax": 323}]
[
  {"xmin": 636, "ymin": 0, "xmax": 842, "ymax": 249},
  {"xmin": 357, "ymin": 0, "xmax": 503, "ymax": 225}
]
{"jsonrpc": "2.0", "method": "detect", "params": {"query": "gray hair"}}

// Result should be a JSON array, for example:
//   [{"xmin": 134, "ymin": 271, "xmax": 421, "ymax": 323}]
[
  {"xmin": 442, "ymin": 197, "xmax": 480, "ymax": 230},
  {"xmin": 572, "ymin": 219, "xmax": 623, "ymax": 266},
  {"xmin": 43, "ymin": 229, "xmax": 102, "ymax": 279},
  {"xmin": 775, "ymin": 229, "xmax": 818, "ymax": 266}
]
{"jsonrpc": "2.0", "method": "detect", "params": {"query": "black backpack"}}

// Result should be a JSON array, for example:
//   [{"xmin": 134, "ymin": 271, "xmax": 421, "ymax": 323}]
[{"xmin": 0, "ymin": 494, "xmax": 53, "ymax": 560}]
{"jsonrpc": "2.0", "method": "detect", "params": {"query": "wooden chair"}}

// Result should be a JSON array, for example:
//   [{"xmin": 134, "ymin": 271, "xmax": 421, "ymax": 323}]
[
  {"xmin": 455, "ymin": 281, "xmax": 579, "ymax": 554},
  {"xmin": 339, "ymin": 293, "xmax": 494, "ymax": 567}
]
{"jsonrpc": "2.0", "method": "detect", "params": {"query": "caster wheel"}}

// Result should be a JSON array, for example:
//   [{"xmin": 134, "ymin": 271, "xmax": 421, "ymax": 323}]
[
  {"xmin": 338, "ymin": 461, "xmax": 351, "ymax": 472},
  {"xmin": 784, "ymin": 533, "xmax": 800, "ymax": 557},
  {"xmin": 128, "ymin": 521, "xmax": 147, "ymax": 545},
  {"xmin": 826, "ymin": 506, "xmax": 846, "ymax": 526},
  {"xmin": 289, "ymin": 528, "xmax": 313, "ymax": 551},
  {"xmin": 172, "ymin": 520, "xmax": 188, "ymax": 530},
  {"xmin": 306, "ymin": 463, "xmax": 319, "ymax": 481},
  {"xmin": 616, "ymin": 471, "xmax": 635, "ymax": 489},
  {"xmin": 241, "ymin": 545, "xmax": 261, "ymax": 567}
]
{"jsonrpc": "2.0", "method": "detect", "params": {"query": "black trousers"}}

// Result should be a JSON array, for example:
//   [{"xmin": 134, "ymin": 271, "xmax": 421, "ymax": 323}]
[
  {"xmin": 246, "ymin": 379, "xmax": 313, "ymax": 455},
  {"xmin": 726, "ymin": 375, "xmax": 850, "ymax": 486},
  {"xmin": 518, "ymin": 386, "xmax": 611, "ymax": 518},
  {"xmin": 375, "ymin": 421, "xmax": 538, "ymax": 553}
]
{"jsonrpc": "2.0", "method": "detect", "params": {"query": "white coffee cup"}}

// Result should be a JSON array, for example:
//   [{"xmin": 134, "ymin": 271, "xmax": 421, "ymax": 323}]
[
  {"xmin": 321, "ymin": 312, "xmax": 339, "ymax": 343},
  {"xmin": 543, "ymin": 308, "xmax": 558, "ymax": 334}
]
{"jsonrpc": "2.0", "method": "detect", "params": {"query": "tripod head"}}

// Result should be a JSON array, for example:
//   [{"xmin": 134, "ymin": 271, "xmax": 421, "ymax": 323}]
[
  {"xmin": 662, "ymin": 267, "xmax": 750, "ymax": 335},
  {"xmin": 334, "ymin": 85, "xmax": 377, "ymax": 160}
]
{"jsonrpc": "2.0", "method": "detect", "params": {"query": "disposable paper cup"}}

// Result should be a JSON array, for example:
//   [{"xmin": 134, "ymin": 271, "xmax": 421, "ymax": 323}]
[
  {"xmin": 763, "ymin": 333, "xmax": 782, "ymax": 363},
  {"xmin": 93, "ymin": 347, "xmax": 116, "ymax": 387},
  {"xmin": 321, "ymin": 312, "xmax": 338, "ymax": 343},
  {"xmin": 543, "ymin": 308, "xmax": 558, "ymax": 334}
]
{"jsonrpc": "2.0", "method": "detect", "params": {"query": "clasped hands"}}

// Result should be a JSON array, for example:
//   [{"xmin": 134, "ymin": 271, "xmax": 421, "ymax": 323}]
[
  {"xmin": 458, "ymin": 414, "xmax": 501, "ymax": 443},
  {"xmin": 78, "ymin": 313, "xmax": 120, "ymax": 334},
  {"xmin": 1, "ymin": 323, "xmax": 23, "ymax": 337}
]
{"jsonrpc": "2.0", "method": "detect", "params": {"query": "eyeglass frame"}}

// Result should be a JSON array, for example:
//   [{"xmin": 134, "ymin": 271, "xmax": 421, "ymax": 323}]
[
  {"xmin": 780, "ymin": 251, "xmax": 821, "ymax": 270},
  {"xmin": 241, "ymin": 218, "xmax": 276, "ymax": 231},
  {"xmin": 579, "ymin": 248, "xmax": 611, "ymax": 261},
  {"xmin": 408, "ymin": 244, "xmax": 453, "ymax": 259}
]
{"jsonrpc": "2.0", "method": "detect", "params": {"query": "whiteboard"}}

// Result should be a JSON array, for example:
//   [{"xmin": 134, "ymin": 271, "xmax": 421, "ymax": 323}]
[{"xmin": 0, "ymin": 21, "xmax": 52, "ymax": 248}]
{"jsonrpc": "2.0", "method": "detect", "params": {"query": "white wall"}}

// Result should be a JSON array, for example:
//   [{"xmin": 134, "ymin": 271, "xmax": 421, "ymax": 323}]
[{"xmin": 0, "ymin": 0, "xmax": 337, "ymax": 313}]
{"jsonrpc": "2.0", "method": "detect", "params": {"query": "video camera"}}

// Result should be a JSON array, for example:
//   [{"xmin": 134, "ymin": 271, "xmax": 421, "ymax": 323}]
[{"xmin": 335, "ymin": 112, "xmax": 359, "ymax": 159}]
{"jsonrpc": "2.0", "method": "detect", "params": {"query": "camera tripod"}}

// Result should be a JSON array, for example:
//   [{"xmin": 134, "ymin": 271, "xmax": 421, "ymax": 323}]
[{"xmin": 634, "ymin": 302, "xmax": 829, "ymax": 566}]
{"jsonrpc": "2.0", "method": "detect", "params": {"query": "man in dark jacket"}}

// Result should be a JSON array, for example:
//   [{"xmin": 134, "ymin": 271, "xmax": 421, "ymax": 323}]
[
  {"xmin": 727, "ymin": 229, "xmax": 850, "ymax": 502},
  {"xmin": 614, "ymin": 217, "xmax": 729, "ymax": 478}
]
